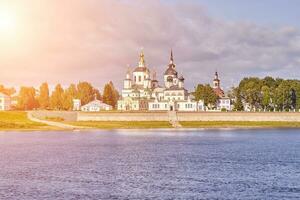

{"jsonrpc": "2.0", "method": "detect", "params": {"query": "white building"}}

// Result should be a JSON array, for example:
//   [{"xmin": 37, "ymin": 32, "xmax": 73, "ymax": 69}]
[
  {"xmin": 118, "ymin": 50, "xmax": 205, "ymax": 112},
  {"xmin": 81, "ymin": 99, "xmax": 112, "ymax": 112},
  {"xmin": 73, "ymin": 98, "xmax": 112, "ymax": 112},
  {"xmin": 0, "ymin": 92, "xmax": 11, "ymax": 111},
  {"xmin": 212, "ymin": 72, "xmax": 232, "ymax": 111}
]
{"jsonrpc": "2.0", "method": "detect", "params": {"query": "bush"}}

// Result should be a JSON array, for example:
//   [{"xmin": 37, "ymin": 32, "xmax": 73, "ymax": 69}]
[{"xmin": 221, "ymin": 108, "xmax": 227, "ymax": 112}]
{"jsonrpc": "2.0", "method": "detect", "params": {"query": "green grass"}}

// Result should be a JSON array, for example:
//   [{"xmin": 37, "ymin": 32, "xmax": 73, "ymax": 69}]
[
  {"xmin": 180, "ymin": 121, "xmax": 300, "ymax": 128},
  {"xmin": 0, "ymin": 111, "xmax": 48, "ymax": 130},
  {"xmin": 67, "ymin": 121, "xmax": 172, "ymax": 129}
]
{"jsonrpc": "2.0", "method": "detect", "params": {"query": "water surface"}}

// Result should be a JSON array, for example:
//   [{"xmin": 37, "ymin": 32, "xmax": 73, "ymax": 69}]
[{"xmin": 0, "ymin": 129, "xmax": 299, "ymax": 199}]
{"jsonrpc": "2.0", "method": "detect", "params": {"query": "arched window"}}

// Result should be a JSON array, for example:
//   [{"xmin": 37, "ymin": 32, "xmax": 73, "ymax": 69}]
[
  {"xmin": 134, "ymin": 76, "xmax": 137, "ymax": 82},
  {"xmin": 139, "ymin": 76, "xmax": 141, "ymax": 82}
]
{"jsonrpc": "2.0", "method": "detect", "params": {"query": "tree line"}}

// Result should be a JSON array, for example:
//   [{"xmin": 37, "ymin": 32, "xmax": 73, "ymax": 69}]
[
  {"xmin": 193, "ymin": 76, "xmax": 300, "ymax": 112},
  {"xmin": 231, "ymin": 77, "xmax": 300, "ymax": 111},
  {"xmin": 0, "ymin": 82, "xmax": 119, "ymax": 111}
]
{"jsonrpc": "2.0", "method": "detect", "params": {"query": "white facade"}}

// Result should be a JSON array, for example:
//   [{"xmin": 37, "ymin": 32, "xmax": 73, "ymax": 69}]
[
  {"xmin": 79, "ymin": 100, "xmax": 112, "ymax": 112},
  {"xmin": 217, "ymin": 98, "xmax": 231, "ymax": 111},
  {"xmin": 0, "ymin": 93, "xmax": 11, "ymax": 111}
]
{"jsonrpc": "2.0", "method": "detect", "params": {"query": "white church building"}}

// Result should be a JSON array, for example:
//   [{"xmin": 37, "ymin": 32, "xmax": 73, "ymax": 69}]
[{"xmin": 117, "ymin": 50, "xmax": 205, "ymax": 112}]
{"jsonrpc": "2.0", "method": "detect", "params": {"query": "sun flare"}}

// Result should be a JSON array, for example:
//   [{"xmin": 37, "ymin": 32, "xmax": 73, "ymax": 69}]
[{"xmin": 0, "ymin": 9, "xmax": 17, "ymax": 35}]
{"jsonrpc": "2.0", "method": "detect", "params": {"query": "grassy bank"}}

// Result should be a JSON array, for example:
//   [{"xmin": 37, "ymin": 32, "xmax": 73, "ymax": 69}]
[
  {"xmin": 180, "ymin": 121, "xmax": 300, "ymax": 128},
  {"xmin": 0, "ymin": 111, "xmax": 49, "ymax": 130},
  {"xmin": 67, "ymin": 121, "xmax": 172, "ymax": 129}
]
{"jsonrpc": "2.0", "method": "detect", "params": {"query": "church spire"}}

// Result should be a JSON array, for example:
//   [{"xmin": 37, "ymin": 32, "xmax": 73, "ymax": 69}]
[
  {"xmin": 170, "ymin": 49, "xmax": 174, "ymax": 64},
  {"xmin": 138, "ymin": 49, "xmax": 145, "ymax": 67}
]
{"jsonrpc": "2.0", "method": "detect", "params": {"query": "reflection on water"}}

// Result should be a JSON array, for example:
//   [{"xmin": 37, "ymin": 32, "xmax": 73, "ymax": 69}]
[{"xmin": 0, "ymin": 129, "xmax": 299, "ymax": 199}]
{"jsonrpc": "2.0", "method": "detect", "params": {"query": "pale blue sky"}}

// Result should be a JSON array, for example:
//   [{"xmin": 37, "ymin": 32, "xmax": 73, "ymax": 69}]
[{"xmin": 166, "ymin": 0, "xmax": 300, "ymax": 27}]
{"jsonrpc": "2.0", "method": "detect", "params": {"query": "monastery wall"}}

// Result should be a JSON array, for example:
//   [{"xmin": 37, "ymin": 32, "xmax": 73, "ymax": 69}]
[
  {"xmin": 77, "ymin": 112, "xmax": 169, "ymax": 121},
  {"xmin": 31, "ymin": 111, "xmax": 300, "ymax": 122},
  {"xmin": 177, "ymin": 112, "xmax": 300, "ymax": 122}
]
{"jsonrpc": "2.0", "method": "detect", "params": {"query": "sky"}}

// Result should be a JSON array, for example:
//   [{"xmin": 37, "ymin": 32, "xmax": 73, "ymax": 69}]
[{"xmin": 0, "ymin": 0, "xmax": 300, "ymax": 91}]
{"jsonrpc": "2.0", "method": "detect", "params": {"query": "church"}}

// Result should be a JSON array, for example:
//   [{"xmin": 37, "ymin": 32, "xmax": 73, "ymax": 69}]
[{"xmin": 117, "ymin": 50, "xmax": 205, "ymax": 111}]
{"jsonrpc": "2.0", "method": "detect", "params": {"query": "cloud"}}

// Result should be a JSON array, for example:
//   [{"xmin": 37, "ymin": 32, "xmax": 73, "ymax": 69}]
[{"xmin": 1, "ymin": 0, "xmax": 300, "ymax": 92}]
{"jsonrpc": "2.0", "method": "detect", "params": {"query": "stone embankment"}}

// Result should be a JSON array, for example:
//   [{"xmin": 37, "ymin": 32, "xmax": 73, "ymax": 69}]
[{"xmin": 29, "ymin": 111, "xmax": 300, "ymax": 123}]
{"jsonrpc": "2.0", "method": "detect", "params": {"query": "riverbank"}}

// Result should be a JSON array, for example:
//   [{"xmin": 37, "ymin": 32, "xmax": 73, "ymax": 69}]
[
  {"xmin": 3, "ymin": 111, "xmax": 300, "ymax": 131},
  {"xmin": 0, "ymin": 111, "xmax": 55, "ymax": 131}
]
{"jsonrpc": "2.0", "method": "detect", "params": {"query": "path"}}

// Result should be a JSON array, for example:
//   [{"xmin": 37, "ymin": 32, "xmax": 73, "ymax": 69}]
[
  {"xmin": 168, "ymin": 111, "xmax": 182, "ymax": 128},
  {"xmin": 27, "ymin": 112, "xmax": 84, "ymax": 130}
]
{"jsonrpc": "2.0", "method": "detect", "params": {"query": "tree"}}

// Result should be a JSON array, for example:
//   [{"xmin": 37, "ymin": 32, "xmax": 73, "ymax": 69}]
[
  {"xmin": 102, "ymin": 81, "xmax": 119, "ymax": 108},
  {"xmin": 0, "ymin": 84, "xmax": 16, "ymax": 96},
  {"xmin": 261, "ymin": 86, "xmax": 271, "ymax": 111},
  {"xmin": 63, "ymin": 84, "xmax": 78, "ymax": 110},
  {"xmin": 77, "ymin": 82, "xmax": 97, "ymax": 105},
  {"xmin": 194, "ymin": 84, "xmax": 218, "ymax": 109},
  {"xmin": 232, "ymin": 88, "xmax": 244, "ymax": 111},
  {"xmin": 17, "ymin": 87, "xmax": 39, "ymax": 110},
  {"xmin": 239, "ymin": 77, "xmax": 263, "ymax": 111},
  {"xmin": 50, "ymin": 84, "xmax": 64, "ymax": 110},
  {"xmin": 38, "ymin": 82, "xmax": 50, "ymax": 109}
]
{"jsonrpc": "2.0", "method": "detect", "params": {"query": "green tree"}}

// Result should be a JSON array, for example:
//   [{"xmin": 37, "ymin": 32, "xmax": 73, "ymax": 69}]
[
  {"xmin": 50, "ymin": 84, "xmax": 64, "ymax": 110},
  {"xmin": 17, "ymin": 87, "xmax": 39, "ymax": 110},
  {"xmin": 38, "ymin": 82, "xmax": 50, "ymax": 109},
  {"xmin": 261, "ymin": 85, "xmax": 271, "ymax": 111},
  {"xmin": 239, "ymin": 77, "xmax": 263, "ymax": 111},
  {"xmin": 232, "ymin": 87, "xmax": 244, "ymax": 111},
  {"xmin": 102, "ymin": 81, "xmax": 119, "ymax": 108},
  {"xmin": 274, "ymin": 80, "xmax": 292, "ymax": 111},
  {"xmin": 194, "ymin": 84, "xmax": 218, "ymax": 109}
]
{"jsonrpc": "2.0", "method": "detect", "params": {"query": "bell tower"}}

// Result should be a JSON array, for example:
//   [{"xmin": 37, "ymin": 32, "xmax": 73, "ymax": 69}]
[{"xmin": 213, "ymin": 71, "xmax": 220, "ymax": 89}]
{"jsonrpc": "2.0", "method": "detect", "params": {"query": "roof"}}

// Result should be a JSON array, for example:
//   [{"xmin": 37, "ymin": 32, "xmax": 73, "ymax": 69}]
[
  {"xmin": 133, "ymin": 67, "xmax": 148, "ymax": 72},
  {"xmin": 165, "ymin": 85, "xmax": 186, "ymax": 91},
  {"xmin": 82, "ymin": 100, "xmax": 112, "ymax": 108},
  {"xmin": 213, "ymin": 87, "xmax": 225, "ymax": 98},
  {"xmin": 164, "ymin": 67, "xmax": 178, "ymax": 76}
]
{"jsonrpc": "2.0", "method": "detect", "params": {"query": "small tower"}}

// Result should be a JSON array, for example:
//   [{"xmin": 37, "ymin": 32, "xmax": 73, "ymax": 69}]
[
  {"xmin": 151, "ymin": 70, "xmax": 159, "ymax": 88},
  {"xmin": 213, "ymin": 71, "xmax": 220, "ymax": 89},
  {"xmin": 164, "ymin": 50, "xmax": 178, "ymax": 88},
  {"xmin": 124, "ymin": 67, "xmax": 132, "ymax": 89},
  {"xmin": 178, "ymin": 75, "xmax": 185, "ymax": 88}
]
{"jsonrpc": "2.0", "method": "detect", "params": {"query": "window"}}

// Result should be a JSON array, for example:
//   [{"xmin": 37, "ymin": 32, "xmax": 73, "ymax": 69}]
[
  {"xmin": 139, "ymin": 76, "xmax": 141, "ymax": 82},
  {"xmin": 134, "ymin": 76, "xmax": 136, "ymax": 82}
]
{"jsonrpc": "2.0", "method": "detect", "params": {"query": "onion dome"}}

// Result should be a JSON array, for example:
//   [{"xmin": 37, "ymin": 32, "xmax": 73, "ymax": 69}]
[
  {"xmin": 164, "ymin": 67, "xmax": 178, "ymax": 76},
  {"xmin": 164, "ymin": 50, "xmax": 178, "ymax": 76}
]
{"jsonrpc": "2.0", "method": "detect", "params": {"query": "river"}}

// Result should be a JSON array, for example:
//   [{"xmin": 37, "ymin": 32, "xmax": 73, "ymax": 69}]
[{"xmin": 0, "ymin": 129, "xmax": 299, "ymax": 199}]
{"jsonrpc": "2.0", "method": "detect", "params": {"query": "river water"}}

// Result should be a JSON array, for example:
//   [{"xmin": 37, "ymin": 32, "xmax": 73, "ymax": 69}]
[{"xmin": 0, "ymin": 129, "xmax": 299, "ymax": 199}]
